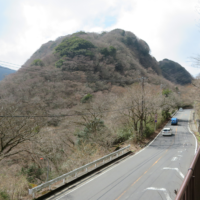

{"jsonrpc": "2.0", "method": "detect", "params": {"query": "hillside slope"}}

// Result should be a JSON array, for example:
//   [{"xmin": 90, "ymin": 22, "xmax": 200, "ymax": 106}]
[
  {"xmin": 0, "ymin": 66, "xmax": 16, "ymax": 81},
  {"xmin": 0, "ymin": 29, "xmax": 171, "ymax": 111},
  {"xmin": 159, "ymin": 59, "xmax": 193, "ymax": 85}
]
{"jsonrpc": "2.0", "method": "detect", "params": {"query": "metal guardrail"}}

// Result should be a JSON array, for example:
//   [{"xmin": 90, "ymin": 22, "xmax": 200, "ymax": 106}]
[
  {"xmin": 171, "ymin": 109, "xmax": 178, "ymax": 117},
  {"xmin": 175, "ymin": 146, "xmax": 200, "ymax": 200},
  {"xmin": 29, "ymin": 145, "xmax": 130, "ymax": 198}
]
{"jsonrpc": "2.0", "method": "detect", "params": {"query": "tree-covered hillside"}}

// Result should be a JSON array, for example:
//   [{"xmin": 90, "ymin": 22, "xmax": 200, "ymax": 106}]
[
  {"xmin": 159, "ymin": 59, "xmax": 193, "ymax": 85},
  {"xmin": 0, "ymin": 66, "xmax": 16, "ymax": 81},
  {"xmin": 23, "ymin": 29, "xmax": 162, "ymax": 87}
]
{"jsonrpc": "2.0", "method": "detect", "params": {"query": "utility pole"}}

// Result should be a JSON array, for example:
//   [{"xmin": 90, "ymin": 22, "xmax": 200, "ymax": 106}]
[{"xmin": 139, "ymin": 77, "xmax": 147, "ymax": 137}]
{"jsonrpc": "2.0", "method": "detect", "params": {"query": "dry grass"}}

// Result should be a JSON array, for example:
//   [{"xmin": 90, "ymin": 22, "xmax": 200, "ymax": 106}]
[{"xmin": 0, "ymin": 168, "xmax": 29, "ymax": 200}]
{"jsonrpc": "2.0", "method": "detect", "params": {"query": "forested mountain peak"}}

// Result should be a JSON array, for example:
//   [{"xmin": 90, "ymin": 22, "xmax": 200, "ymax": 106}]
[{"xmin": 159, "ymin": 59, "xmax": 193, "ymax": 85}]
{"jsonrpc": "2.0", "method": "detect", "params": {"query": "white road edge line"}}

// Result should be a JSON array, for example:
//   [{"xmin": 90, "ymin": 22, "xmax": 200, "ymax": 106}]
[
  {"xmin": 188, "ymin": 113, "xmax": 197, "ymax": 154},
  {"xmin": 163, "ymin": 167, "xmax": 184, "ymax": 179},
  {"xmin": 145, "ymin": 187, "xmax": 172, "ymax": 200}
]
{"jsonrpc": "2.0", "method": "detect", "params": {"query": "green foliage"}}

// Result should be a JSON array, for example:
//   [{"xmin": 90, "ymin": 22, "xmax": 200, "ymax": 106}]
[
  {"xmin": 115, "ymin": 62, "xmax": 123, "ymax": 72},
  {"xmin": 74, "ymin": 31, "xmax": 87, "ymax": 35},
  {"xmin": 31, "ymin": 59, "xmax": 44, "ymax": 67},
  {"xmin": 0, "ymin": 191, "xmax": 10, "ymax": 200},
  {"xmin": 21, "ymin": 164, "xmax": 44, "ymax": 183},
  {"xmin": 101, "ymin": 31, "xmax": 107, "ymax": 35},
  {"xmin": 109, "ymin": 46, "xmax": 116, "ymax": 57},
  {"xmin": 75, "ymin": 119, "xmax": 105, "ymax": 144},
  {"xmin": 81, "ymin": 93, "xmax": 93, "ymax": 103},
  {"xmin": 99, "ymin": 48, "xmax": 109, "ymax": 56},
  {"xmin": 114, "ymin": 126, "xmax": 133, "ymax": 144},
  {"xmin": 33, "ymin": 125, "xmax": 40, "ymax": 133},
  {"xmin": 144, "ymin": 125, "xmax": 154, "ymax": 138},
  {"xmin": 121, "ymin": 36, "xmax": 134, "ymax": 46},
  {"xmin": 55, "ymin": 36, "xmax": 95, "ymax": 58},
  {"xmin": 162, "ymin": 88, "xmax": 172, "ymax": 97},
  {"xmin": 162, "ymin": 110, "xmax": 171, "ymax": 120},
  {"xmin": 85, "ymin": 51, "xmax": 95, "ymax": 59},
  {"xmin": 55, "ymin": 59, "xmax": 64, "ymax": 68},
  {"xmin": 99, "ymin": 46, "xmax": 116, "ymax": 57}
]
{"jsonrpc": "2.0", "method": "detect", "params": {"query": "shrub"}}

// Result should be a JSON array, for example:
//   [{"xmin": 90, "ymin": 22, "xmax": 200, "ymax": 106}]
[
  {"xmin": 114, "ymin": 126, "xmax": 133, "ymax": 144},
  {"xmin": 144, "ymin": 125, "xmax": 154, "ymax": 138},
  {"xmin": 99, "ymin": 47, "xmax": 109, "ymax": 56},
  {"xmin": 47, "ymin": 118, "xmax": 60, "ymax": 126},
  {"xmin": 75, "ymin": 119, "xmax": 111, "ymax": 147},
  {"xmin": 31, "ymin": 59, "xmax": 44, "ymax": 67},
  {"xmin": 0, "ymin": 191, "xmax": 9, "ymax": 200},
  {"xmin": 55, "ymin": 36, "xmax": 95, "ymax": 58},
  {"xmin": 21, "ymin": 164, "xmax": 44, "ymax": 183},
  {"xmin": 162, "ymin": 88, "xmax": 172, "ymax": 97},
  {"xmin": 115, "ymin": 62, "xmax": 124, "ymax": 72},
  {"xmin": 162, "ymin": 110, "xmax": 171, "ymax": 120},
  {"xmin": 99, "ymin": 46, "xmax": 116, "ymax": 57},
  {"xmin": 81, "ymin": 93, "xmax": 93, "ymax": 103},
  {"xmin": 109, "ymin": 46, "xmax": 116, "ymax": 57},
  {"xmin": 55, "ymin": 59, "xmax": 64, "ymax": 68},
  {"xmin": 85, "ymin": 50, "xmax": 95, "ymax": 59}
]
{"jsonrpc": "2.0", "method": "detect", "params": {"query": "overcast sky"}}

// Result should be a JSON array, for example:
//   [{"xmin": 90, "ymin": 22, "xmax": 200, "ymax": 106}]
[{"xmin": 0, "ymin": 0, "xmax": 200, "ymax": 76}]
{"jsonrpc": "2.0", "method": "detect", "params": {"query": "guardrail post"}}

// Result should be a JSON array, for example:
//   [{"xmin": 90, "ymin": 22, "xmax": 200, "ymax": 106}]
[
  {"xmin": 86, "ymin": 167, "xmax": 88, "ymax": 172},
  {"xmin": 63, "ymin": 179, "xmax": 65, "ymax": 184},
  {"xmin": 103, "ymin": 159, "xmax": 104, "ymax": 164},
  {"xmin": 49, "ymin": 185, "xmax": 51, "ymax": 190},
  {"xmin": 95, "ymin": 163, "xmax": 96, "ymax": 168},
  {"xmin": 110, "ymin": 156, "xmax": 111, "ymax": 161},
  {"xmin": 33, "ymin": 192, "xmax": 35, "ymax": 199}
]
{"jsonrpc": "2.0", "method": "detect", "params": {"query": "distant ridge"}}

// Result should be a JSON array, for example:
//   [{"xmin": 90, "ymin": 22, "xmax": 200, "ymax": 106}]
[{"xmin": 0, "ymin": 65, "xmax": 16, "ymax": 81}]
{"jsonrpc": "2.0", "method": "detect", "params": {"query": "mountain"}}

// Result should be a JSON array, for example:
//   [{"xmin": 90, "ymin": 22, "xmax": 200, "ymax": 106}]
[
  {"xmin": 159, "ymin": 59, "xmax": 193, "ymax": 85},
  {"xmin": 23, "ymin": 29, "xmax": 163, "ymax": 83},
  {"xmin": 0, "ymin": 66, "xmax": 16, "ymax": 81},
  {"xmin": 0, "ymin": 29, "xmax": 176, "ymax": 111}
]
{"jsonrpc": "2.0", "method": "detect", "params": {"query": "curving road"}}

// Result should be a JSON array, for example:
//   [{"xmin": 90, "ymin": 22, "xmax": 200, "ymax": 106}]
[{"xmin": 53, "ymin": 109, "xmax": 196, "ymax": 200}]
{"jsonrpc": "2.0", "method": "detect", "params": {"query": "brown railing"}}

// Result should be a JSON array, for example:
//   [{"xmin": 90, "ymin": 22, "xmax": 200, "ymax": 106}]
[{"xmin": 175, "ymin": 147, "xmax": 200, "ymax": 200}]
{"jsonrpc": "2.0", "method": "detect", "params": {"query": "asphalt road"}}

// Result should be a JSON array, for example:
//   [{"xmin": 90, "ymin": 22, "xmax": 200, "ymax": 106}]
[{"xmin": 54, "ymin": 109, "xmax": 196, "ymax": 200}]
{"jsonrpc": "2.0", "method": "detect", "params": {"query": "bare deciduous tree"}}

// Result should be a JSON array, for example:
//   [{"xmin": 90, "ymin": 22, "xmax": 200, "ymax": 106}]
[{"xmin": 0, "ymin": 101, "xmax": 47, "ymax": 161}]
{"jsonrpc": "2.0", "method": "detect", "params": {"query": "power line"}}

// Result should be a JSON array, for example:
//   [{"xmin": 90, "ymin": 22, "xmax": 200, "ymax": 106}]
[
  {"xmin": 0, "ymin": 106, "xmax": 133, "ymax": 118},
  {"xmin": 0, "ymin": 64, "xmax": 20, "ymax": 70},
  {"xmin": 0, "ymin": 60, "xmax": 21, "ymax": 66}
]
